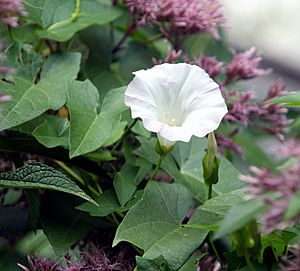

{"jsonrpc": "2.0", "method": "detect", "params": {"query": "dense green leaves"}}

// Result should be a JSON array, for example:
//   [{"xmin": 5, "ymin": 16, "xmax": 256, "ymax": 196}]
[
  {"xmin": 32, "ymin": 116, "xmax": 69, "ymax": 148},
  {"xmin": 67, "ymin": 81, "xmax": 127, "ymax": 157},
  {"xmin": 25, "ymin": 0, "xmax": 124, "ymax": 42},
  {"xmin": 134, "ymin": 136, "xmax": 243, "ymax": 202},
  {"xmin": 113, "ymin": 165, "xmax": 139, "ymax": 207},
  {"xmin": 0, "ymin": 52, "xmax": 81, "ymax": 131},
  {"xmin": 215, "ymin": 199, "xmax": 269, "ymax": 239},
  {"xmin": 76, "ymin": 190, "xmax": 143, "ymax": 217},
  {"xmin": 113, "ymin": 182, "xmax": 208, "ymax": 270},
  {"xmin": 0, "ymin": 161, "xmax": 97, "ymax": 205}
]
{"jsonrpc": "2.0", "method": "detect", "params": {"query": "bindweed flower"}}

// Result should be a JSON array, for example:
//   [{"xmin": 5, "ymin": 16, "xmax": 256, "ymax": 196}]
[{"xmin": 124, "ymin": 63, "xmax": 228, "ymax": 151}]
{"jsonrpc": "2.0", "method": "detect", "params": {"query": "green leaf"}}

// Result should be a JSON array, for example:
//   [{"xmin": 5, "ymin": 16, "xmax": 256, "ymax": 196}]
[
  {"xmin": 32, "ymin": 116, "xmax": 69, "ymax": 148},
  {"xmin": 188, "ymin": 190, "xmax": 244, "ymax": 231},
  {"xmin": 285, "ymin": 193, "xmax": 300, "ymax": 220},
  {"xmin": 113, "ymin": 182, "xmax": 208, "ymax": 270},
  {"xmin": 267, "ymin": 92, "xmax": 300, "ymax": 106},
  {"xmin": 113, "ymin": 165, "xmax": 139, "ymax": 207},
  {"xmin": 118, "ymin": 42, "xmax": 159, "ymax": 83},
  {"xmin": 83, "ymin": 150, "xmax": 116, "ymax": 162},
  {"xmin": 41, "ymin": 52, "xmax": 81, "ymax": 80},
  {"xmin": 215, "ymin": 199, "xmax": 269, "ymax": 239},
  {"xmin": 92, "ymin": 71, "xmax": 124, "ymax": 103},
  {"xmin": 178, "ymin": 254, "xmax": 201, "ymax": 271},
  {"xmin": 136, "ymin": 255, "xmax": 171, "ymax": 271},
  {"xmin": 76, "ymin": 189, "xmax": 143, "ymax": 217},
  {"xmin": 234, "ymin": 131, "xmax": 277, "ymax": 172},
  {"xmin": 29, "ymin": 0, "xmax": 123, "ymax": 42},
  {"xmin": 0, "ymin": 52, "xmax": 81, "ymax": 131},
  {"xmin": 260, "ymin": 230, "xmax": 297, "ymax": 261},
  {"xmin": 134, "ymin": 136, "xmax": 207, "ymax": 202},
  {"xmin": 134, "ymin": 136, "xmax": 243, "ymax": 202},
  {"xmin": 0, "ymin": 161, "xmax": 97, "ymax": 205},
  {"xmin": 80, "ymin": 25, "xmax": 112, "ymax": 76},
  {"xmin": 67, "ymin": 81, "xmax": 127, "ymax": 157}
]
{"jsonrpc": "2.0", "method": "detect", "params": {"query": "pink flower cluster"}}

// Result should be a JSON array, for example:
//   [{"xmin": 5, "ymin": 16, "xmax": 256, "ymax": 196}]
[
  {"xmin": 126, "ymin": 0, "xmax": 224, "ymax": 47},
  {"xmin": 225, "ymin": 80, "xmax": 291, "ymax": 140},
  {"xmin": 225, "ymin": 47, "xmax": 271, "ymax": 84},
  {"xmin": 281, "ymin": 246, "xmax": 300, "ymax": 271},
  {"xmin": 241, "ymin": 140, "xmax": 300, "ymax": 233},
  {"xmin": 0, "ymin": 0, "xmax": 26, "ymax": 27}
]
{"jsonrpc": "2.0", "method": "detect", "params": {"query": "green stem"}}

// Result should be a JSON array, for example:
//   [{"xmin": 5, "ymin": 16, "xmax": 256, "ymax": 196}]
[
  {"xmin": 7, "ymin": 26, "xmax": 16, "ymax": 42},
  {"xmin": 209, "ymin": 232, "xmax": 223, "ymax": 266},
  {"xmin": 208, "ymin": 184, "xmax": 212, "ymax": 200},
  {"xmin": 54, "ymin": 160, "xmax": 100, "ymax": 197},
  {"xmin": 47, "ymin": 0, "xmax": 80, "ymax": 31},
  {"xmin": 54, "ymin": 160, "xmax": 84, "ymax": 185},
  {"xmin": 150, "ymin": 155, "xmax": 164, "ymax": 180},
  {"xmin": 111, "ymin": 213, "xmax": 119, "ymax": 225},
  {"xmin": 244, "ymin": 250, "xmax": 255, "ymax": 271}
]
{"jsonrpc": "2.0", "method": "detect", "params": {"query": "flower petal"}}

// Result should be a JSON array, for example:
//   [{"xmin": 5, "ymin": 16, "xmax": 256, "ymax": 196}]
[{"xmin": 124, "ymin": 63, "xmax": 227, "ymax": 145}]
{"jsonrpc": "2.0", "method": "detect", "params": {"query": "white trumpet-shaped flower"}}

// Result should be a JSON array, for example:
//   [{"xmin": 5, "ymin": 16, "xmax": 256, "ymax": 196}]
[{"xmin": 124, "ymin": 63, "xmax": 228, "ymax": 149}]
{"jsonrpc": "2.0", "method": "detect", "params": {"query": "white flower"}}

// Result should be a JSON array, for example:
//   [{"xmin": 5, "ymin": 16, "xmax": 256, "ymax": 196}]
[{"xmin": 124, "ymin": 63, "xmax": 228, "ymax": 149}]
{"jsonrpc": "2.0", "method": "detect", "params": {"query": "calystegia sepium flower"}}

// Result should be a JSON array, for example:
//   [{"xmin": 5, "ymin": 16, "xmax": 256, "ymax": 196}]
[{"xmin": 124, "ymin": 63, "xmax": 228, "ymax": 151}]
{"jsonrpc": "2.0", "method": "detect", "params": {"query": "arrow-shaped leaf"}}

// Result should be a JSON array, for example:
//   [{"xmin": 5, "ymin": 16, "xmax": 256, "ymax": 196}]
[
  {"xmin": 67, "ymin": 80, "xmax": 127, "ymax": 158},
  {"xmin": 0, "ymin": 52, "xmax": 81, "ymax": 131}
]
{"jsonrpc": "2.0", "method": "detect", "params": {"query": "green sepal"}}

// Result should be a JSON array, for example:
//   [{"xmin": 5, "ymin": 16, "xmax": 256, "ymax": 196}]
[
  {"xmin": 155, "ymin": 140, "xmax": 173, "ymax": 157},
  {"xmin": 202, "ymin": 152, "xmax": 220, "ymax": 186}
]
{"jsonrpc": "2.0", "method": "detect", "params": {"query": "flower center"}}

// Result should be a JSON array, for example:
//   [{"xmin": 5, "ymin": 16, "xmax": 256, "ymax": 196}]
[{"xmin": 168, "ymin": 118, "xmax": 177, "ymax": 126}]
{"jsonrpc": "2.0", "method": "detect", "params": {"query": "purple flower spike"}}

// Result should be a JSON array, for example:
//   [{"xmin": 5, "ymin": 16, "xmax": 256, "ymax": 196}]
[
  {"xmin": 126, "ymin": 0, "xmax": 224, "ymax": 47},
  {"xmin": 18, "ymin": 255, "xmax": 62, "ymax": 271},
  {"xmin": 281, "ymin": 246, "xmax": 300, "ymax": 271},
  {"xmin": 193, "ymin": 55, "xmax": 223, "ymax": 79},
  {"xmin": 0, "ymin": 0, "xmax": 26, "ymax": 27},
  {"xmin": 241, "ymin": 141, "xmax": 300, "ymax": 233},
  {"xmin": 225, "ymin": 47, "xmax": 271, "ymax": 84}
]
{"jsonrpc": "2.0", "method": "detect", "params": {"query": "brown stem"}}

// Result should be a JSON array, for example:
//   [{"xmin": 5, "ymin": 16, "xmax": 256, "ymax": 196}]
[
  {"xmin": 112, "ymin": 21, "xmax": 138, "ymax": 54},
  {"xmin": 44, "ymin": 39, "xmax": 54, "ymax": 53}
]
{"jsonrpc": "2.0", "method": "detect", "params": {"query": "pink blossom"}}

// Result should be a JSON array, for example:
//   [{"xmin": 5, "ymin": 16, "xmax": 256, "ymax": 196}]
[
  {"xmin": 224, "ymin": 90, "xmax": 261, "ymax": 126},
  {"xmin": 126, "ymin": 0, "xmax": 224, "ymax": 47},
  {"xmin": 277, "ymin": 139, "xmax": 300, "ymax": 158},
  {"xmin": 225, "ymin": 47, "xmax": 271, "ymax": 84},
  {"xmin": 241, "ymin": 142, "xmax": 300, "ymax": 233},
  {"xmin": 281, "ymin": 246, "xmax": 300, "ymax": 271},
  {"xmin": 193, "ymin": 55, "xmax": 223, "ymax": 78},
  {"xmin": 152, "ymin": 48, "xmax": 184, "ymax": 64},
  {"xmin": 223, "ymin": 80, "xmax": 291, "ymax": 139},
  {"xmin": 215, "ymin": 133, "xmax": 243, "ymax": 155},
  {"xmin": 259, "ymin": 80, "xmax": 292, "ymax": 140},
  {"xmin": 18, "ymin": 255, "xmax": 62, "ymax": 271},
  {"xmin": 0, "ymin": 0, "xmax": 26, "ymax": 27}
]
